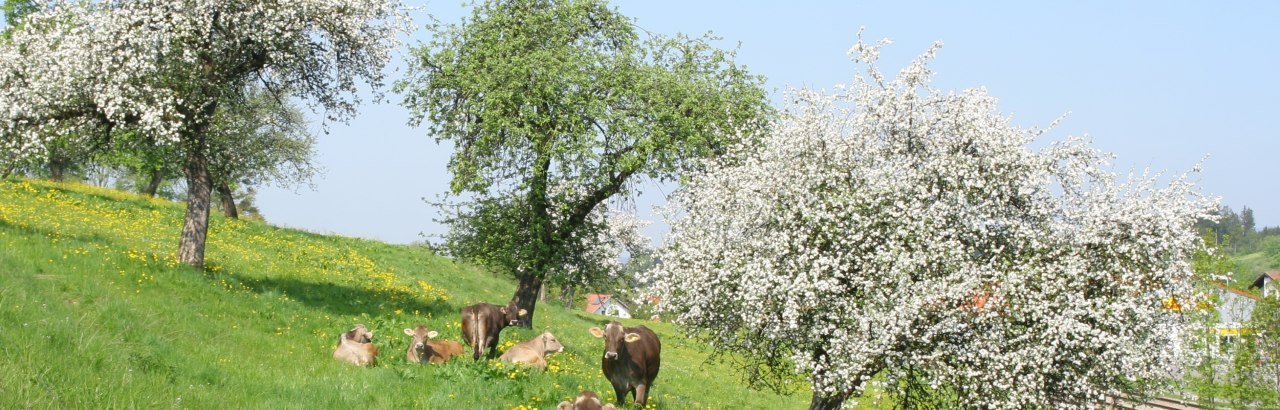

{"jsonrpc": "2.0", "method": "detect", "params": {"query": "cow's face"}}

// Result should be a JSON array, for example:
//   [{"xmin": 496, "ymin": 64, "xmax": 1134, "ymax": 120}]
[
  {"xmin": 589, "ymin": 322, "xmax": 640, "ymax": 360},
  {"xmin": 346, "ymin": 324, "xmax": 373, "ymax": 343},
  {"xmin": 499, "ymin": 301, "xmax": 528, "ymax": 326},
  {"xmin": 541, "ymin": 331, "xmax": 564, "ymax": 354},
  {"xmin": 403, "ymin": 325, "xmax": 439, "ymax": 353}
]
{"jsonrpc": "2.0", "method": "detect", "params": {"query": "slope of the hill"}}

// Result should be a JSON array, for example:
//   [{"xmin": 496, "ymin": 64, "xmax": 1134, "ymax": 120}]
[{"xmin": 0, "ymin": 179, "xmax": 813, "ymax": 409}]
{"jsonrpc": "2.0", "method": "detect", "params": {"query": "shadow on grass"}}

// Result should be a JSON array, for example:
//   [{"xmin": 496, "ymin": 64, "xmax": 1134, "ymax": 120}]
[{"xmin": 209, "ymin": 272, "xmax": 452, "ymax": 318}]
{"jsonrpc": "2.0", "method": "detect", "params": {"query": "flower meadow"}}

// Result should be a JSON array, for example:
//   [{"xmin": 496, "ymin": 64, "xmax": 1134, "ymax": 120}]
[{"xmin": 0, "ymin": 178, "xmax": 811, "ymax": 409}]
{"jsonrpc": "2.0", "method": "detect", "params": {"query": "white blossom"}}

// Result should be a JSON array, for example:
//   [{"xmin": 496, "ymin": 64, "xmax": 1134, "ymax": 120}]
[
  {"xmin": 0, "ymin": 0, "xmax": 412, "ymax": 159},
  {"xmin": 649, "ymin": 35, "xmax": 1216, "ymax": 409}
]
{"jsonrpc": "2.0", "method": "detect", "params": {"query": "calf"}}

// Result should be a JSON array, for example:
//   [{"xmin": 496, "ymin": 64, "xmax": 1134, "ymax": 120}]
[
  {"xmin": 403, "ymin": 325, "xmax": 465, "ymax": 364},
  {"xmin": 333, "ymin": 324, "xmax": 378, "ymax": 366},
  {"xmin": 498, "ymin": 331, "xmax": 564, "ymax": 370},
  {"xmin": 460, "ymin": 300, "xmax": 526, "ymax": 360},
  {"xmin": 557, "ymin": 391, "xmax": 616, "ymax": 410},
  {"xmin": 589, "ymin": 321, "xmax": 660, "ymax": 406}
]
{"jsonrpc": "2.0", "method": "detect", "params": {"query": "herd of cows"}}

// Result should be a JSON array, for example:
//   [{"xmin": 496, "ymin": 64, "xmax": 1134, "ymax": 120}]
[{"xmin": 331, "ymin": 300, "xmax": 662, "ymax": 409}]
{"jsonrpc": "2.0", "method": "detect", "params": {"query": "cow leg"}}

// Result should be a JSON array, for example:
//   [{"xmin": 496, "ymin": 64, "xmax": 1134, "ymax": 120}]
[
  {"xmin": 612, "ymin": 381, "xmax": 628, "ymax": 406},
  {"xmin": 635, "ymin": 383, "xmax": 648, "ymax": 406}
]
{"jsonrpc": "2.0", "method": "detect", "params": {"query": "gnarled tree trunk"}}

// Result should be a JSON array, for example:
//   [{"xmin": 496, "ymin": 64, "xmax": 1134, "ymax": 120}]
[
  {"xmin": 809, "ymin": 391, "xmax": 852, "ymax": 410},
  {"xmin": 216, "ymin": 181, "xmax": 238, "ymax": 219},
  {"xmin": 177, "ymin": 133, "xmax": 213, "ymax": 268},
  {"xmin": 143, "ymin": 169, "xmax": 162, "ymax": 197},
  {"xmin": 48, "ymin": 159, "xmax": 66, "ymax": 182},
  {"xmin": 510, "ymin": 274, "xmax": 543, "ymax": 328}
]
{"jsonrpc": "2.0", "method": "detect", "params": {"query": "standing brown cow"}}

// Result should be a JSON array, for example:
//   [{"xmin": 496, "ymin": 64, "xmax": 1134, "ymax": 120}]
[
  {"xmin": 589, "ymin": 321, "xmax": 660, "ymax": 406},
  {"xmin": 333, "ymin": 324, "xmax": 378, "ymax": 366},
  {"xmin": 403, "ymin": 325, "xmax": 465, "ymax": 364},
  {"xmin": 460, "ymin": 300, "xmax": 526, "ymax": 360},
  {"xmin": 557, "ymin": 390, "xmax": 616, "ymax": 410}
]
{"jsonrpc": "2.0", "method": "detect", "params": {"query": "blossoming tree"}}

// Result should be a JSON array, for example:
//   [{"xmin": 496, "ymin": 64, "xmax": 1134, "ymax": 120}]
[
  {"xmin": 0, "ymin": 0, "xmax": 409, "ymax": 267},
  {"xmin": 649, "ymin": 35, "xmax": 1217, "ymax": 409}
]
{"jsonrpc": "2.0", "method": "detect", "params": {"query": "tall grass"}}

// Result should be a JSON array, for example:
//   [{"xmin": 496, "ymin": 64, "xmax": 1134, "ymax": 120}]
[{"xmin": 0, "ymin": 179, "xmax": 811, "ymax": 409}]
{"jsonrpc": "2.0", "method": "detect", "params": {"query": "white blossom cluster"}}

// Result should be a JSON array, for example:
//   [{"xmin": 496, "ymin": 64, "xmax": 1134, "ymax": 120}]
[
  {"xmin": 0, "ymin": 0, "xmax": 411, "ymax": 159},
  {"xmin": 649, "ymin": 35, "xmax": 1217, "ymax": 408}
]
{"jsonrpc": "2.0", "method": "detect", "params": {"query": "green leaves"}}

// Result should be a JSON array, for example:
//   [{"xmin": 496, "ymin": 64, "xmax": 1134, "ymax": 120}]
[{"xmin": 399, "ymin": 0, "xmax": 770, "ymax": 285}]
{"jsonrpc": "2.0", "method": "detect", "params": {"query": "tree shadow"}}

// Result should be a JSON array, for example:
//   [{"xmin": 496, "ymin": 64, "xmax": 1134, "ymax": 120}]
[{"xmin": 208, "ymin": 271, "xmax": 453, "ymax": 318}]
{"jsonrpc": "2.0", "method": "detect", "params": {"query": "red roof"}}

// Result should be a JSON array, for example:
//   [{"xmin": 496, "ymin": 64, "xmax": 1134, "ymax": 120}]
[
  {"xmin": 1250, "ymin": 271, "xmax": 1280, "ymax": 290},
  {"xmin": 1215, "ymin": 282, "xmax": 1261, "ymax": 301}
]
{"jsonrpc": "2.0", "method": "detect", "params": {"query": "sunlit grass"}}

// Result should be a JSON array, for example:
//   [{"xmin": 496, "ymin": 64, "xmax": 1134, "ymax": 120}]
[{"xmin": 0, "ymin": 178, "xmax": 813, "ymax": 409}]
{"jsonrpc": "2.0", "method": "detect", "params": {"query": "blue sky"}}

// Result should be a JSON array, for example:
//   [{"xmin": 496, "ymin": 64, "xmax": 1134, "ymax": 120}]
[
  {"xmin": 4, "ymin": 2, "xmax": 1269, "ymax": 243},
  {"xmin": 230, "ymin": 2, "xmax": 1279, "ymax": 243}
]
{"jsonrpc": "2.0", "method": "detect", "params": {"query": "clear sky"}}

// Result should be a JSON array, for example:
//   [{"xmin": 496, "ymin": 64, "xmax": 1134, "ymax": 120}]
[{"xmin": 248, "ymin": 1, "xmax": 1280, "ymax": 245}]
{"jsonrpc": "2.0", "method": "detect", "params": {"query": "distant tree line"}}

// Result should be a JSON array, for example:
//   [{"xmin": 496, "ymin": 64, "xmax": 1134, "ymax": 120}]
[{"xmin": 1197, "ymin": 205, "xmax": 1280, "ymax": 256}]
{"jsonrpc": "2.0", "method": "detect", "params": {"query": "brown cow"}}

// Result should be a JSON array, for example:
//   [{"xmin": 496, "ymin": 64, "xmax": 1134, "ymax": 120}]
[
  {"xmin": 333, "ymin": 324, "xmax": 378, "ymax": 366},
  {"xmin": 557, "ymin": 391, "xmax": 616, "ymax": 410},
  {"xmin": 403, "ymin": 325, "xmax": 465, "ymax": 364},
  {"xmin": 460, "ymin": 300, "xmax": 526, "ymax": 360},
  {"xmin": 498, "ymin": 331, "xmax": 564, "ymax": 370},
  {"xmin": 589, "ymin": 321, "xmax": 660, "ymax": 406}
]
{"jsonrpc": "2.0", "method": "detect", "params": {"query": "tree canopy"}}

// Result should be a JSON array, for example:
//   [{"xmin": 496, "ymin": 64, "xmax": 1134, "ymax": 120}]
[
  {"xmin": 649, "ymin": 35, "xmax": 1217, "ymax": 409},
  {"xmin": 398, "ymin": 0, "xmax": 770, "ymax": 326},
  {"xmin": 0, "ymin": 0, "xmax": 409, "ymax": 267}
]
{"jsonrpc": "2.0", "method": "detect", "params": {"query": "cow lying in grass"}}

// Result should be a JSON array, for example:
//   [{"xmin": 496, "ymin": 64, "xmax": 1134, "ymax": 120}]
[
  {"xmin": 333, "ymin": 324, "xmax": 378, "ymax": 366},
  {"xmin": 498, "ymin": 331, "xmax": 563, "ymax": 370},
  {"xmin": 403, "ymin": 325, "xmax": 464, "ymax": 364},
  {"xmin": 589, "ymin": 321, "xmax": 660, "ymax": 406},
  {"xmin": 558, "ymin": 390, "xmax": 615, "ymax": 410}
]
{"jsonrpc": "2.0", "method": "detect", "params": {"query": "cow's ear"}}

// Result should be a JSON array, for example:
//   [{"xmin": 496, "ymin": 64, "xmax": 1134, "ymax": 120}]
[
  {"xmin": 427, "ymin": 331, "xmax": 439, "ymax": 339},
  {"xmin": 518, "ymin": 309, "xmax": 528, "ymax": 316},
  {"xmin": 588, "ymin": 327, "xmax": 604, "ymax": 338},
  {"xmin": 499, "ymin": 307, "xmax": 507, "ymax": 314},
  {"xmin": 624, "ymin": 333, "xmax": 641, "ymax": 343},
  {"xmin": 557, "ymin": 401, "xmax": 572, "ymax": 410},
  {"xmin": 403, "ymin": 328, "xmax": 415, "ymax": 336}
]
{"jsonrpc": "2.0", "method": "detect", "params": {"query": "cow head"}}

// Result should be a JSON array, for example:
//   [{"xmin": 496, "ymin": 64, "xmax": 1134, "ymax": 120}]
[
  {"xmin": 499, "ymin": 300, "xmax": 528, "ymax": 326},
  {"xmin": 557, "ymin": 390, "xmax": 615, "ymax": 410},
  {"xmin": 588, "ymin": 321, "xmax": 640, "ymax": 360},
  {"xmin": 344, "ymin": 324, "xmax": 373, "ymax": 343},
  {"xmin": 540, "ymin": 331, "xmax": 564, "ymax": 354},
  {"xmin": 403, "ymin": 325, "xmax": 439, "ymax": 355}
]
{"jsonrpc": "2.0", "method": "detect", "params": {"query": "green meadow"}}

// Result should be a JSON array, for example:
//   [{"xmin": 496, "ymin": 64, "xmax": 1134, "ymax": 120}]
[{"xmin": 0, "ymin": 178, "xmax": 823, "ymax": 409}]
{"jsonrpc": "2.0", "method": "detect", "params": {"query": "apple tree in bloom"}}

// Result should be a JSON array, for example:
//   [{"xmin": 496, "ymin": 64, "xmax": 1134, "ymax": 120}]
[
  {"xmin": 0, "ymin": 0, "xmax": 409, "ymax": 267},
  {"xmin": 648, "ymin": 35, "xmax": 1217, "ymax": 409}
]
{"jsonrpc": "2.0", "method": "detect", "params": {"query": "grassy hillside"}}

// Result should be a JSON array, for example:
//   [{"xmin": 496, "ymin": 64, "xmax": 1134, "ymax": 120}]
[{"xmin": 0, "ymin": 179, "xmax": 813, "ymax": 409}]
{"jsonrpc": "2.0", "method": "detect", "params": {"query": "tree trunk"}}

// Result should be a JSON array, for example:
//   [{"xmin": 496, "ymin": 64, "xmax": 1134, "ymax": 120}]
[
  {"xmin": 177, "ymin": 144, "xmax": 213, "ymax": 268},
  {"xmin": 216, "ymin": 181, "xmax": 238, "ymax": 219},
  {"xmin": 48, "ymin": 160, "xmax": 65, "ymax": 182},
  {"xmin": 809, "ymin": 391, "xmax": 851, "ymax": 410},
  {"xmin": 143, "ymin": 169, "xmax": 162, "ymax": 197},
  {"xmin": 510, "ymin": 274, "xmax": 543, "ymax": 328},
  {"xmin": 562, "ymin": 284, "xmax": 575, "ymax": 309}
]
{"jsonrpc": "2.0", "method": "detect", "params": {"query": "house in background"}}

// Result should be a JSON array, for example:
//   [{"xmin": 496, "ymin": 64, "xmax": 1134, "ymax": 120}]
[
  {"xmin": 1250, "ymin": 271, "xmax": 1280, "ymax": 298},
  {"xmin": 1213, "ymin": 283, "xmax": 1260, "ymax": 343},
  {"xmin": 585, "ymin": 293, "xmax": 632, "ymax": 319}
]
